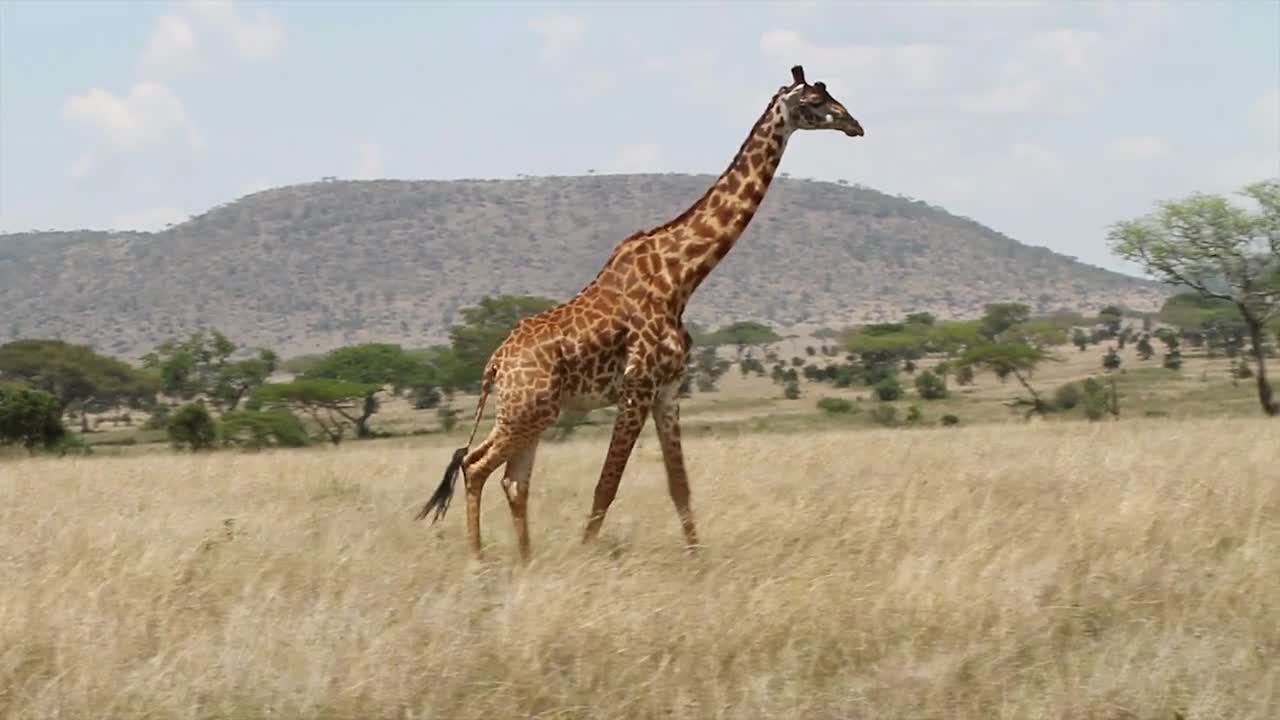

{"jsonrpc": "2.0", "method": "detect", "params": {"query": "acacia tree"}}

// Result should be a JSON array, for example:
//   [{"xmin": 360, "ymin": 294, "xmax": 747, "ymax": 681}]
[
  {"xmin": 1108, "ymin": 179, "xmax": 1280, "ymax": 416},
  {"xmin": 302, "ymin": 342, "xmax": 424, "ymax": 438},
  {"xmin": 957, "ymin": 342, "xmax": 1055, "ymax": 417},
  {"xmin": 253, "ymin": 378, "xmax": 380, "ymax": 445},
  {"xmin": 141, "ymin": 329, "xmax": 277, "ymax": 411},
  {"xmin": 0, "ymin": 339, "xmax": 157, "ymax": 430}
]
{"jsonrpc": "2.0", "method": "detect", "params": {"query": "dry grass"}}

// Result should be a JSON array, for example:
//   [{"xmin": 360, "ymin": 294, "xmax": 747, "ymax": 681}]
[{"xmin": 3, "ymin": 420, "xmax": 1277, "ymax": 719}]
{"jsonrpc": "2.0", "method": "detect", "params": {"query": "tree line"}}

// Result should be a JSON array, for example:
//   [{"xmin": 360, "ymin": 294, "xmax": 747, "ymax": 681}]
[{"xmin": 1, "ymin": 179, "xmax": 1276, "ymax": 453}]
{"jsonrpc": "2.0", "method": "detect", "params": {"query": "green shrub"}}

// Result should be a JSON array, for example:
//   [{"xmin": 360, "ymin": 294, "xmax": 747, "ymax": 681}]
[
  {"xmin": 142, "ymin": 405, "xmax": 171, "ymax": 430},
  {"xmin": 783, "ymin": 380, "xmax": 801, "ymax": 400},
  {"xmin": 816, "ymin": 397, "xmax": 854, "ymax": 414},
  {"xmin": 48, "ymin": 432, "xmax": 93, "ymax": 456},
  {"xmin": 874, "ymin": 377, "xmax": 902, "ymax": 402},
  {"xmin": 905, "ymin": 404, "xmax": 923, "ymax": 425},
  {"xmin": 1102, "ymin": 347, "xmax": 1122, "ymax": 370},
  {"xmin": 168, "ymin": 401, "xmax": 217, "ymax": 451},
  {"xmin": 437, "ymin": 406, "xmax": 459, "ymax": 432},
  {"xmin": 1080, "ymin": 378, "xmax": 1109, "ymax": 421},
  {"xmin": 412, "ymin": 384, "xmax": 443, "ymax": 409},
  {"xmin": 219, "ymin": 409, "xmax": 310, "ymax": 449},
  {"xmin": 0, "ymin": 386, "xmax": 66, "ymax": 452},
  {"xmin": 869, "ymin": 405, "xmax": 898, "ymax": 427},
  {"xmin": 914, "ymin": 370, "xmax": 947, "ymax": 400},
  {"xmin": 1053, "ymin": 382, "xmax": 1082, "ymax": 410}
]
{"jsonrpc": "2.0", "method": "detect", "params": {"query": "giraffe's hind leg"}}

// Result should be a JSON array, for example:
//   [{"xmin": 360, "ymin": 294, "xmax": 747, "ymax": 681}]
[
  {"xmin": 471, "ymin": 366, "xmax": 559, "ymax": 560},
  {"xmin": 460, "ymin": 430, "xmax": 517, "ymax": 559},
  {"xmin": 501, "ymin": 440, "xmax": 540, "ymax": 564}
]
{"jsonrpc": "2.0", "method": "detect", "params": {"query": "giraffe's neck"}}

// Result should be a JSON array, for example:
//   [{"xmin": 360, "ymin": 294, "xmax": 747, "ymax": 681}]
[{"xmin": 664, "ymin": 89, "xmax": 793, "ymax": 307}]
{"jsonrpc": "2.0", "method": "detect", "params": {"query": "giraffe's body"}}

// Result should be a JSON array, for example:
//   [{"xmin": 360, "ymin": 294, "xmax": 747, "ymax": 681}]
[{"xmin": 417, "ymin": 65, "xmax": 864, "ymax": 562}]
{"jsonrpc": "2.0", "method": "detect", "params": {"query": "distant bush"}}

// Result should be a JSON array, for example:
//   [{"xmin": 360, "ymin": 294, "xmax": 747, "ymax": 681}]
[
  {"xmin": 905, "ymin": 404, "xmax": 923, "ymax": 425},
  {"xmin": 1053, "ymin": 382, "xmax": 1083, "ymax": 410},
  {"xmin": 783, "ymin": 380, "xmax": 801, "ymax": 400},
  {"xmin": 869, "ymin": 405, "xmax": 898, "ymax": 427},
  {"xmin": 0, "ymin": 386, "xmax": 66, "ymax": 452},
  {"xmin": 816, "ymin": 397, "xmax": 854, "ymax": 414},
  {"xmin": 168, "ymin": 401, "xmax": 217, "ymax": 451},
  {"xmin": 940, "ymin": 414, "xmax": 960, "ymax": 426},
  {"xmin": 48, "ymin": 432, "xmax": 93, "ymax": 456},
  {"xmin": 1102, "ymin": 347, "xmax": 1122, "ymax": 370},
  {"xmin": 142, "ymin": 404, "xmax": 171, "ymax": 430},
  {"xmin": 914, "ymin": 370, "xmax": 947, "ymax": 400},
  {"xmin": 219, "ymin": 409, "xmax": 310, "ymax": 449},
  {"xmin": 412, "ymin": 384, "xmax": 443, "ymax": 409},
  {"xmin": 874, "ymin": 377, "xmax": 902, "ymax": 402},
  {"xmin": 1080, "ymin": 378, "xmax": 1109, "ymax": 421},
  {"xmin": 437, "ymin": 406, "xmax": 459, "ymax": 432}
]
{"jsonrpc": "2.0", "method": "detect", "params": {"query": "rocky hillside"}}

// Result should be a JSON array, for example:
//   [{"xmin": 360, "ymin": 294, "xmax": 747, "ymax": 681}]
[{"xmin": 1, "ymin": 174, "xmax": 1168, "ymax": 359}]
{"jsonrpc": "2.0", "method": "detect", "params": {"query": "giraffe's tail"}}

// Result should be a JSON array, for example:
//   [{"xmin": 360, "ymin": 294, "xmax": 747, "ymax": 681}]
[
  {"xmin": 414, "ymin": 362, "xmax": 497, "ymax": 524},
  {"xmin": 414, "ymin": 447, "xmax": 466, "ymax": 523}
]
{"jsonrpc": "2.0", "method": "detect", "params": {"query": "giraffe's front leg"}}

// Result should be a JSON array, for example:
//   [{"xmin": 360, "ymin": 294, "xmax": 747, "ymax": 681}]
[
  {"xmin": 653, "ymin": 380, "xmax": 698, "ymax": 550},
  {"xmin": 582, "ymin": 390, "xmax": 653, "ymax": 544}
]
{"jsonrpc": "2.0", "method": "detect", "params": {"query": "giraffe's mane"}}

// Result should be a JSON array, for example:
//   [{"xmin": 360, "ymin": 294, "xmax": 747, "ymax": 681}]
[
  {"xmin": 650, "ymin": 84, "xmax": 791, "ymax": 235},
  {"xmin": 575, "ymin": 81, "xmax": 794, "ymax": 298}
]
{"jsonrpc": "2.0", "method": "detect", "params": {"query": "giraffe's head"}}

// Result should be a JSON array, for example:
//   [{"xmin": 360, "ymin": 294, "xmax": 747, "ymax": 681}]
[{"xmin": 779, "ymin": 65, "xmax": 864, "ymax": 138}]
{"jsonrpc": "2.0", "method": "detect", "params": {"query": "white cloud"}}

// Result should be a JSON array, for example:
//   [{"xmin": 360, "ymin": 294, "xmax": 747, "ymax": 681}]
[
  {"xmin": 1248, "ymin": 89, "xmax": 1279, "ymax": 141},
  {"xmin": 581, "ymin": 70, "xmax": 614, "ymax": 96},
  {"xmin": 893, "ymin": 44, "xmax": 944, "ymax": 86},
  {"xmin": 188, "ymin": 0, "xmax": 285, "ymax": 62},
  {"xmin": 961, "ymin": 77, "xmax": 1044, "ymax": 114},
  {"xmin": 140, "ymin": 14, "xmax": 199, "ymax": 71},
  {"xmin": 957, "ymin": 39, "xmax": 1095, "ymax": 115},
  {"xmin": 528, "ymin": 15, "xmax": 585, "ymax": 63},
  {"xmin": 1107, "ymin": 135, "xmax": 1169, "ymax": 161},
  {"xmin": 760, "ymin": 31, "xmax": 879, "ymax": 73},
  {"xmin": 757, "ymin": 30, "xmax": 946, "ymax": 107},
  {"xmin": 1030, "ymin": 28, "xmax": 1101, "ymax": 71},
  {"xmin": 758, "ymin": 31, "xmax": 944, "ymax": 86},
  {"xmin": 1010, "ymin": 141, "xmax": 1064, "ymax": 173},
  {"xmin": 1210, "ymin": 89, "xmax": 1280, "ymax": 189},
  {"xmin": 62, "ymin": 82, "xmax": 201, "ymax": 150},
  {"xmin": 111, "ymin": 207, "xmax": 187, "ymax": 231},
  {"xmin": 354, "ymin": 142, "xmax": 384, "ymax": 179},
  {"xmin": 69, "ymin": 153, "xmax": 96, "ymax": 180},
  {"xmin": 615, "ymin": 143, "xmax": 662, "ymax": 173}
]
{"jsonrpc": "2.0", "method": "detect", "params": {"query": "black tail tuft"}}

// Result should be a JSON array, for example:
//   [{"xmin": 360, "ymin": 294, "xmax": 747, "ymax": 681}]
[{"xmin": 415, "ymin": 447, "xmax": 467, "ymax": 523}]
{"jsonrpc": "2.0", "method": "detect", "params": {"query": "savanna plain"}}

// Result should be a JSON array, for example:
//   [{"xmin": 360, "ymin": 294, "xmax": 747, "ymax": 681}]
[{"xmin": 3, "ymin": 414, "xmax": 1276, "ymax": 719}]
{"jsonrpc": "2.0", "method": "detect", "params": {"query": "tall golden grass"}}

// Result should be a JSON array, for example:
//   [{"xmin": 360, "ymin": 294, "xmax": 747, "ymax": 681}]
[{"xmin": 2, "ymin": 419, "xmax": 1276, "ymax": 719}]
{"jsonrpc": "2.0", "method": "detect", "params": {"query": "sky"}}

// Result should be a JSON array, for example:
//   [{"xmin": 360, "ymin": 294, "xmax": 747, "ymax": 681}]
[{"xmin": 1, "ymin": 0, "xmax": 1277, "ymax": 274}]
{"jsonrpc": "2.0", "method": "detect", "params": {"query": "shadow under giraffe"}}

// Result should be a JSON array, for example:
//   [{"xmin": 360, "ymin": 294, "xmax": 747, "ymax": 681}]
[{"xmin": 416, "ymin": 65, "xmax": 865, "ymax": 563}]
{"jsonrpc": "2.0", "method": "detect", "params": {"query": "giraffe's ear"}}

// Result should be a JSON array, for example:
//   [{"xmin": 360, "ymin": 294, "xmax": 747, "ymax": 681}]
[{"xmin": 791, "ymin": 65, "xmax": 806, "ymax": 85}]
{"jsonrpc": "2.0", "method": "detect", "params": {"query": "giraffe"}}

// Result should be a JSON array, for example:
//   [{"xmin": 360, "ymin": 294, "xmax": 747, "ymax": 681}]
[{"xmin": 415, "ymin": 65, "xmax": 864, "ymax": 562}]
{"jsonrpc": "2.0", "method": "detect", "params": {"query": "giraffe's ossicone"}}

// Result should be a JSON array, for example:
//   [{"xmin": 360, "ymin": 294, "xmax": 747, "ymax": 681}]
[{"xmin": 416, "ymin": 64, "xmax": 865, "ymax": 563}]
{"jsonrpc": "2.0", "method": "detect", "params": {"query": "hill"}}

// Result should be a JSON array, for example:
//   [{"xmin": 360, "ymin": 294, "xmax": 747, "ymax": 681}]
[{"xmin": 0, "ymin": 175, "xmax": 1168, "ymax": 359}]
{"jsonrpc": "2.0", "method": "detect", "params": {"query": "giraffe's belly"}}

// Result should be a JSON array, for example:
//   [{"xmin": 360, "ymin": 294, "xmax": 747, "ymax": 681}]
[
  {"xmin": 559, "ymin": 356, "xmax": 626, "ymax": 411},
  {"xmin": 560, "ymin": 390, "xmax": 619, "ymax": 412}
]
